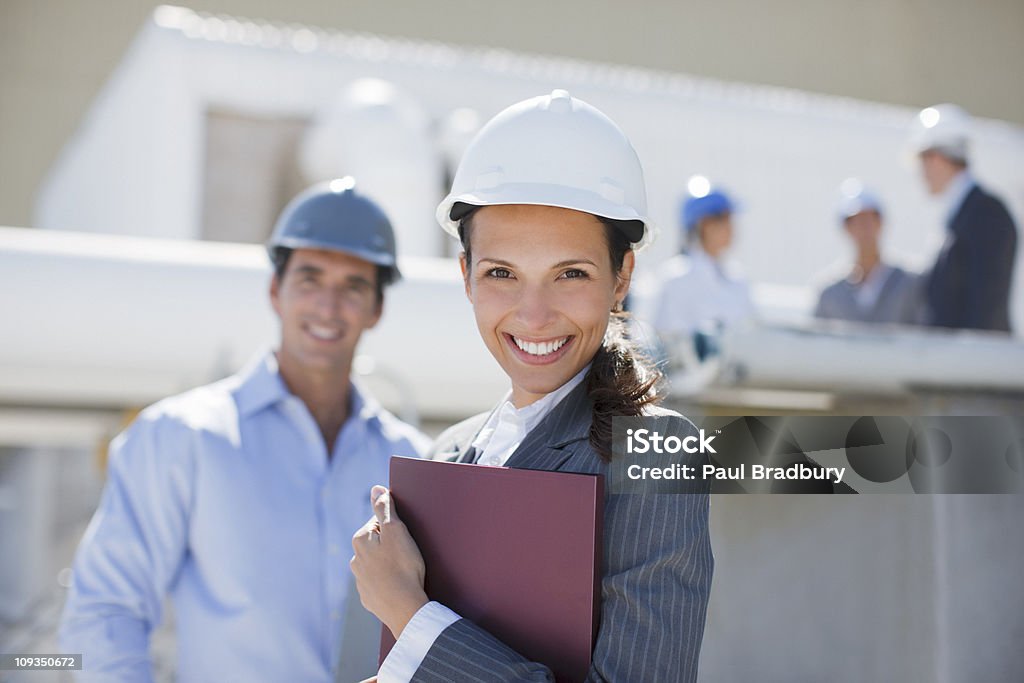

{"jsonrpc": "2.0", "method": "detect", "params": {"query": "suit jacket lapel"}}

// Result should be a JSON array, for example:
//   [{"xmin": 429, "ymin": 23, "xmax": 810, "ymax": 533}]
[
  {"xmin": 455, "ymin": 446, "xmax": 478, "ymax": 464},
  {"xmin": 436, "ymin": 437, "xmax": 479, "ymax": 464},
  {"xmin": 502, "ymin": 380, "xmax": 593, "ymax": 472},
  {"xmin": 949, "ymin": 185, "xmax": 979, "ymax": 234},
  {"xmin": 433, "ymin": 406, "xmax": 500, "ymax": 463}
]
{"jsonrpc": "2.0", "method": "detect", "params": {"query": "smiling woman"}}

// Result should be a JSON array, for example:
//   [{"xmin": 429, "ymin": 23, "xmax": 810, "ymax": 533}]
[
  {"xmin": 459, "ymin": 204, "xmax": 629, "ymax": 402},
  {"xmin": 458, "ymin": 204, "xmax": 659, "ymax": 460},
  {"xmin": 350, "ymin": 90, "xmax": 713, "ymax": 683}
]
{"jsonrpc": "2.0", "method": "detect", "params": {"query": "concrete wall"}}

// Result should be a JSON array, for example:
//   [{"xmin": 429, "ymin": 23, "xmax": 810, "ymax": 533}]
[
  {"xmin": 3, "ymin": 0, "xmax": 1024, "ymax": 228},
  {"xmin": 702, "ymin": 495, "xmax": 1024, "ymax": 681}
]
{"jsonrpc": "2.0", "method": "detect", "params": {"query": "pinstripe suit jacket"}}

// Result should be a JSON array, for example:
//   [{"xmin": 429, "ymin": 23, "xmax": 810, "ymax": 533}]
[{"xmin": 410, "ymin": 381, "xmax": 714, "ymax": 682}]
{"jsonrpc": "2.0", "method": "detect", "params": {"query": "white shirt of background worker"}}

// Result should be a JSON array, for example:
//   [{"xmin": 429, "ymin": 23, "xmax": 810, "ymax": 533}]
[{"xmin": 649, "ymin": 175, "xmax": 755, "ymax": 337}]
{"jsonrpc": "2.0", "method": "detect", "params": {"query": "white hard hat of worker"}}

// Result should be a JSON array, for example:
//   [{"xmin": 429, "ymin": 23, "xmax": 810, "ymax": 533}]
[
  {"xmin": 436, "ymin": 89, "xmax": 656, "ymax": 251},
  {"xmin": 836, "ymin": 178, "xmax": 884, "ymax": 224},
  {"xmin": 909, "ymin": 103, "xmax": 972, "ymax": 163}
]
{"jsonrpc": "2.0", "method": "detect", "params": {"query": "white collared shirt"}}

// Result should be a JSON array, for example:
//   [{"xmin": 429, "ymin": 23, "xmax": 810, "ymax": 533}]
[
  {"xmin": 940, "ymin": 169, "xmax": 976, "ymax": 227},
  {"xmin": 378, "ymin": 365, "xmax": 591, "ymax": 682},
  {"xmin": 649, "ymin": 248, "xmax": 755, "ymax": 336},
  {"xmin": 471, "ymin": 364, "xmax": 590, "ymax": 466}
]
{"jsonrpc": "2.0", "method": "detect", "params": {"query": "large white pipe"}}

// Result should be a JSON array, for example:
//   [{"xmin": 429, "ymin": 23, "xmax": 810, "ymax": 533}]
[
  {"xmin": 714, "ymin": 321, "xmax": 1024, "ymax": 394},
  {"xmin": 5, "ymin": 227, "xmax": 1024, "ymax": 425},
  {"xmin": 0, "ymin": 227, "xmax": 507, "ymax": 420}
]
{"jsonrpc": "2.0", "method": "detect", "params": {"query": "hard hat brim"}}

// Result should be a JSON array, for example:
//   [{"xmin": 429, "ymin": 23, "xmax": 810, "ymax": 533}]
[
  {"xmin": 267, "ymin": 238, "xmax": 402, "ymax": 281},
  {"xmin": 437, "ymin": 182, "xmax": 654, "ymax": 251}
]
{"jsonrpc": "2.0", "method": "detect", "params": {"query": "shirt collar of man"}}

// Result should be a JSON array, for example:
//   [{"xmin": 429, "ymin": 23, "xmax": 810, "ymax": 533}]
[
  {"xmin": 940, "ymin": 168, "xmax": 976, "ymax": 226},
  {"xmin": 233, "ymin": 350, "xmax": 382, "ymax": 430},
  {"xmin": 688, "ymin": 245, "xmax": 738, "ymax": 282},
  {"xmin": 471, "ymin": 363, "xmax": 591, "ymax": 462},
  {"xmin": 852, "ymin": 263, "xmax": 894, "ymax": 311}
]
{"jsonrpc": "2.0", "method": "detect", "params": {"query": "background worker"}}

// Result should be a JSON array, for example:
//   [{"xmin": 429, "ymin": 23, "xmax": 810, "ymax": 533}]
[
  {"xmin": 911, "ymin": 103, "xmax": 1018, "ymax": 332},
  {"xmin": 813, "ymin": 179, "xmax": 921, "ymax": 324},
  {"xmin": 59, "ymin": 179, "xmax": 429, "ymax": 682},
  {"xmin": 649, "ymin": 176, "xmax": 755, "ymax": 339}
]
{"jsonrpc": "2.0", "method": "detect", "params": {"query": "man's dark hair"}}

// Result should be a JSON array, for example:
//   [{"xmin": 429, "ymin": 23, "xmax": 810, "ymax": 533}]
[{"xmin": 271, "ymin": 247, "xmax": 388, "ymax": 306}]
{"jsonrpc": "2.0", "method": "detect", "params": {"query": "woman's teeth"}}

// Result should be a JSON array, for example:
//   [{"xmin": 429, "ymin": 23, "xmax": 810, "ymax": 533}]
[{"xmin": 513, "ymin": 336, "xmax": 569, "ymax": 356}]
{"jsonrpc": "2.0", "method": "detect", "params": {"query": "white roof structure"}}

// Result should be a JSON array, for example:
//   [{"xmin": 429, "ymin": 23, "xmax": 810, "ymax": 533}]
[{"xmin": 36, "ymin": 6, "xmax": 1024, "ymax": 303}]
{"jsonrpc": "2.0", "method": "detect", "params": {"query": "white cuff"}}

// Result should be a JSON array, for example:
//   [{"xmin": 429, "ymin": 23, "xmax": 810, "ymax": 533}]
[{"xmin": 377, "ymin": 601, "xmax": 461, "ymax": 683}]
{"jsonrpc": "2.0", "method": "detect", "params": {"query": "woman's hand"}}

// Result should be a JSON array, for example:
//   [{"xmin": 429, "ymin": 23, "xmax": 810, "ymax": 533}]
[{"xmin": 351, "ymin": 485, "xmax": 429, "ymax": 639}]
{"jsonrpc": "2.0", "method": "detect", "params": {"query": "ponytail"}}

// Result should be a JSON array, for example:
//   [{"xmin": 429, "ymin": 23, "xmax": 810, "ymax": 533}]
[{"xmin": 586, "ymin": 312, "xmax": 663, "ymax": 461}]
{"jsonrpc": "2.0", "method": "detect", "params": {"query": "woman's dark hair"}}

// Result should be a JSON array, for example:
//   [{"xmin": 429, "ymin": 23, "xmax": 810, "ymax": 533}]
[{"xmin": 458, "ymin": 206, "xmax": 663, "ymax": 461}]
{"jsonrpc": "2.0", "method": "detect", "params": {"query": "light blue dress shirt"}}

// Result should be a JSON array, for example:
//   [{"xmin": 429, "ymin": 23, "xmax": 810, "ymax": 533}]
[{"xmin": 59, "ymin": 351, "xmax": 429, "ymax": 682}]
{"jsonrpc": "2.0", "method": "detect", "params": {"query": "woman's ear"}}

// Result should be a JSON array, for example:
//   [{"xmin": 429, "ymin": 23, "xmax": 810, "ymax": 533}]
[
  {"xmin": 459, "ymin": 252, "xmax": 472, "ymax": 301},
  {"xmin": 614, "ymin": 249, "xmax": 636, "ymax": 304}
]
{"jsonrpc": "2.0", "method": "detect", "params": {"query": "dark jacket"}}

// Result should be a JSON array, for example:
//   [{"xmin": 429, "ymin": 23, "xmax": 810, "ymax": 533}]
[
  {"xmin": 925, "ymin": 185, "xmax": 1018, "ymax": 332},
  {"xmin": 814, "ymin": 265, "xmax": 923, "ymax": 325},
  {"xmin": 411, "ymin": 381, "xmax": 714, "ymax": 682}
]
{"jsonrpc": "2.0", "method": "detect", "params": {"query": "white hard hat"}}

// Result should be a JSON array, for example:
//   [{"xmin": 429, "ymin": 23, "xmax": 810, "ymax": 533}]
[
  {"xmin": 436, "ymin": 89, "xmax": 655, "ymax": 250},
  {"xmin": 909, "ymin": 103, "xmax": 971, "ymax": 162},
  {"xmin": 836, "ymin": 178, "xmax": 883, "ymax": 224}
]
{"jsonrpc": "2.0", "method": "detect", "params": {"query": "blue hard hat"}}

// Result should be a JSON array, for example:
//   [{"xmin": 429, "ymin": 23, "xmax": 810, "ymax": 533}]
[
  {"xmin": 681, "ymin": 177, "xmax": 736, "ymax": 233},
  {"xmin": 836, "ymin": 178, "xmax": 883, "ymax": 225},
  {"xmin": 268, "ymin": 177, "xmax": 401, "ymax": 283}
]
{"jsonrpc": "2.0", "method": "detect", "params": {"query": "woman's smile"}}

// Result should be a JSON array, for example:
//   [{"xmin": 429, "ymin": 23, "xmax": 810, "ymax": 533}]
[{"xmin": 503, "ymin": 332, "xmax": 575, "ymax": 365}]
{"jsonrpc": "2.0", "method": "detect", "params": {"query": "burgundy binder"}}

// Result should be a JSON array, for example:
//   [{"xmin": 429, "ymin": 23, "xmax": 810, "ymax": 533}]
[{"xmin": 378, "ymin": 456, "xmax": 604, "ymax": 683}]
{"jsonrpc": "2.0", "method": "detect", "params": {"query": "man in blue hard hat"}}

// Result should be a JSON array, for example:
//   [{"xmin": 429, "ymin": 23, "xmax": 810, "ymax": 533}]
[
  {"xmin": 59, "ymin": 178, "xmax": 429, "ymax": 682},
  {"xmin": 813, "ymin": 179, "xmax": 922, "ymax": 325},
  {"xmin": 648, "ymin": 176, "xmax": 755, "ymax": 338}
]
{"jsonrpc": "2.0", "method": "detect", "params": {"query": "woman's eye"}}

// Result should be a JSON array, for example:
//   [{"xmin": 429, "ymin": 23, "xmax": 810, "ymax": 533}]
[
  {"xmin": 561, "ymin": 269, "xmax": 589, "ymax": 280},
  {"xmin": 486, "ymin": 267, "xmax": 513, "ymax": 279}
]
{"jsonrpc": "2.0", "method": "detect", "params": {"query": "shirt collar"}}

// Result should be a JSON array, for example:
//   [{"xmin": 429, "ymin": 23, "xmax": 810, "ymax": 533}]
[
  {"xmin": 688, "ymin": 246, "xmax": 715, "ymax": 271},
  {"xmin": 853, "ymin": 264, "xmax": 894, "ymax": 311},
  {"xmin": 233, "ymin": 351, "xmax": 290, "ymax": 418},
  {"xmin": 941, "ymin": 169, "xmax": 975, "ymax": 225},
  {"xmin": 472, "ymin": 363, "xmax": 591, "ymax": 452},
  {"xmin": 233, "ymin": 350, "xmax": 382, "ymax": 430},
  {"xmin": 688, "ymin": 246, "xmax": 735, "ymax": 281},
  {"xmin": 507, "ymin": 363, "xmax": 589, "ymax": 433},
  {"xmin": 846, "ymin": 262, "xmax": 892, "ymax": 286},
  {"xmin": 350, "ymin": 379, "xmax": 384, "ymax": 429}
]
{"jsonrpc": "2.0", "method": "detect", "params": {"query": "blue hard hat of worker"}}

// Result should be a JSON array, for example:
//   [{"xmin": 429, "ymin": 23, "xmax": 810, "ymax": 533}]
[
  {"xmin": 681, "ymin": 176, "xmax": 736, "ymax": 233},
  {"xmin": 836, "ymin": 178, "xmax": 883, "ymax": 225},
  {"xmin": 267, "ymin": 177, "xmax": 401, "ymax": 283}
]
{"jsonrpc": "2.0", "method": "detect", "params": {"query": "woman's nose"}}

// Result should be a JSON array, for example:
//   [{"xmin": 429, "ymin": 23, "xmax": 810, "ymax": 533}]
[{"xmin": 514, "ymin": 284, "xmax": 558, "ymax": 329}]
